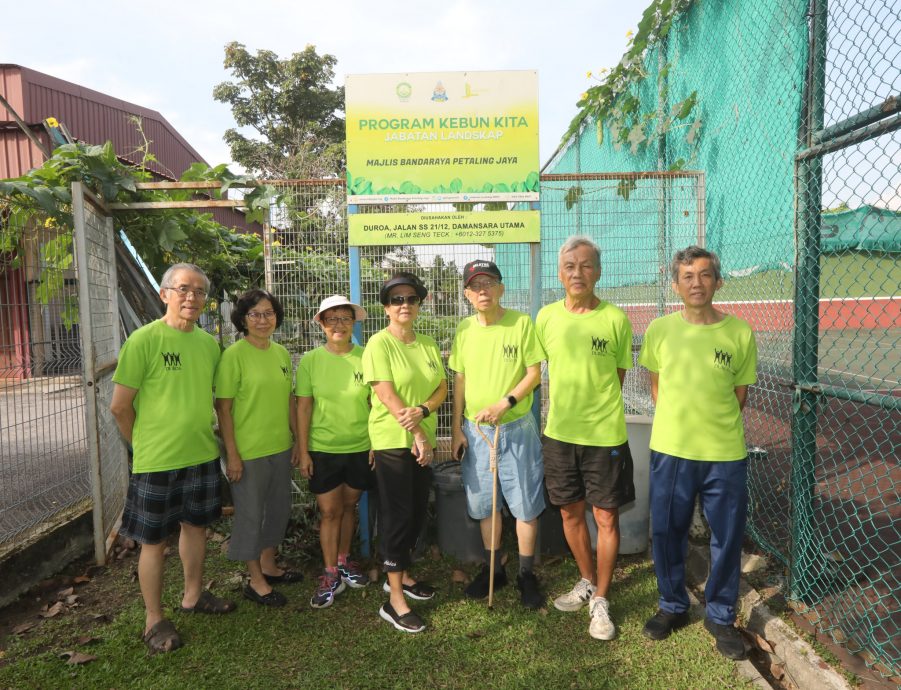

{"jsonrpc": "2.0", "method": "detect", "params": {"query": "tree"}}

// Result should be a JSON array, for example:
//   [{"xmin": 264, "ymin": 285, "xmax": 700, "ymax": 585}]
[{"xmin": 213, "ymin": 42, "xmax": 345, "ymax": 179}]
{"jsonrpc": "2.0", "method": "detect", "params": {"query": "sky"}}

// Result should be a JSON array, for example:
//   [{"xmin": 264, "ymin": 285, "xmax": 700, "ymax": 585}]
[{"xmin": 0, "ymin": 0, "xmax": 646, "ymax": 170}]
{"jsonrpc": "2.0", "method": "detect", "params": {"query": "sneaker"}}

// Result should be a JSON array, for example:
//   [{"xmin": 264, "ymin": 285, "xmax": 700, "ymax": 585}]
[
  {"xmin": 379, "ymin": 602, "xmax": 426, "ymax": 633},
  {"xmin": 554, "ymin": 578, "xmax": 597, "ymax": 612},
  {"xmin": 642, "ymin": 609, "xmax": 691, "ymax": 640},
  {"xmin": 464, "ymin": 564, "xmax": 508, "ymax": 600},
  {"xmin": 338, "ymin": 559, "xmax": 369, "ymax": 589},
  {"xmin": 704, "ymin": 618, "xmax": 748, "ymax": 660},
  {"xmin": 516, "ymin": 570, "xmax": 545, "ymax": 610},
  {"xmin": 310, "ymin": 571, "xmax": 347, "ymax": 609},
  {"xmin": 381, "ymin": 579, "xmax": 436, "ymax": 601},
  {"xmin": 588, "ymin": 597, "xmax": 616, "ymax": 640}
]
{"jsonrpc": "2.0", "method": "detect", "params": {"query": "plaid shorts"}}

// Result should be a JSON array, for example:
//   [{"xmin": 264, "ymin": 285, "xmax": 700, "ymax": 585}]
[{"xmin": 120, "ymin": 458, "xmax": 222, "ymax": 545}]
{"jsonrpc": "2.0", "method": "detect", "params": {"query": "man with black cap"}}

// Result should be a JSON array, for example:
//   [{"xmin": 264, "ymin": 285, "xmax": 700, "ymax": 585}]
[{"xmin": 449, "ymin": 260, "xmax": 547, "ymax": 609}]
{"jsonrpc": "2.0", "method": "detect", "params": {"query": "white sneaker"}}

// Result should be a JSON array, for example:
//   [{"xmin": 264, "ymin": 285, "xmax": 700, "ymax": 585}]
[
  {"xmin": 553, "ymin": 578, "xmax": 596, "ymax": 612},
  {"xmin": 589, "ymin": 596, "xmax": 616, "ymax": 640}
]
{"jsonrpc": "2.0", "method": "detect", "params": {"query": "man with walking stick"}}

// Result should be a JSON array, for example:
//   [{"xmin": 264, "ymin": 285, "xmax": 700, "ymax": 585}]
[
  {"xmin": 536, "ymin": 237, "xmax": 635, "ymax": 640},
  {"xmin": 450, "ymin": 260, "xmax": 546, "ymax": 609}
]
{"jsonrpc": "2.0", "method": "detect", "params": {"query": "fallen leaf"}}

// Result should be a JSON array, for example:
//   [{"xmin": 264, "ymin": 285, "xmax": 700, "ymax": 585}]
[
  {"xmin": 11, "ymin": 621, "xmax": 37, "ymax": 635},
  {"xmin": 65, "ymin": 595, "xmax": 80, "ymax": 606},
  {"xmin": 76, "ymin": 635, "xmax": 100, "ymax": 646},
  {"xmin": 539, "ymin": 607, "xmax": 549, "ymax": 616},
  {"xmin": 769, "ymin": 662, "xmax": 785, "ymax": 680},
  {"xmin": 466, "ymin": 630, "xmax": 485, "ymax": 639},
  {"xmin": 208, "ymin": 532, "xmax": 226, "ymax": 543},
  {"xmin": 56, "ymin": 587, "xmax": 75, "ymax": 599},
  {"xmin": 451, "ymin": 570, "xmax": 467, "ymax": 584},
  {"xmin": 61, "ymin": 651, "xmax": 97, "ymax": 665},
  {"xmin": 39, "ymin": 602, "xmax": 65, "ymax": 618},
  {"xmin": 743, "ymin": 629, "xmax": 774, "ymax": 653},
  {"xmin": 73, "ymin": 575, "xmax": 91, "ymax": 585},
  {"xmin": 87, "ymin": 613, "xmax": 109, "ymax": 622},
  {"xmin": 204, "ymin": 579, "xmax": 215, "ymax": 591}
]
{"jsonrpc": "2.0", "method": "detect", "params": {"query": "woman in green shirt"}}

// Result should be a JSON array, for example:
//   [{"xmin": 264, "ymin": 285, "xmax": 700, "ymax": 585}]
[
  {"xmin": 363, "ymin": 272, "xmax": 447, "ymax": 633},
  {"xmin": 296, "ymin": 295, "xmax": 374, "ymax": 609},
  {"xmin": 215, "ymin": 290, "xmax": 301, "ymax": 608}
]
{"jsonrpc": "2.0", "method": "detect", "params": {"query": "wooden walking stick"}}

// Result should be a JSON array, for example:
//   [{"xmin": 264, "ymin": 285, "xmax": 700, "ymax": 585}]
[{"xmin": 476, "ymin": 423, "xmax": 501, "ymax": 608}]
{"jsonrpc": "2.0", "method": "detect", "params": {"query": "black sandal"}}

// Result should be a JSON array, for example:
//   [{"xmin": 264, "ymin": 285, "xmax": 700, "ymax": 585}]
[
  {"xmin": 179, "ymin": 590, "xmax": 237, "ymax": 614},
  {"xmin": 243, "ymin": 584, "xmax": 287, "ymax": 607},
  {"xmin": 263, "ymin": 569, "xmax": 304, "ymax": 584},
  {"xmin": 142, "ymin": 619, "xmax": 182, "ymax": 654}
]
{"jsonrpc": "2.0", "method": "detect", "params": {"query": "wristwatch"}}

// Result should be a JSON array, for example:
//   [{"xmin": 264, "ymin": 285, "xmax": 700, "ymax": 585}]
[
  {"xmin": 506, "ymin": 394, "xmax": 517, "ymax": 407},
  {"xmin": 418, "ymin": 404, "xmax": 431, "ymax": 418}
]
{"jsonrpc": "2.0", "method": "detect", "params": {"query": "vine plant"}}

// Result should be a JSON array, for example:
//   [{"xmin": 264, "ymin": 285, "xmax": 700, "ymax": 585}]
[
  {"xmin": 561, "ymin": 0, "xmax": 699, "ymax": 206},
  {"xmin": 0, "ymin": 140, "xmax": 278, "ymax": 325}
]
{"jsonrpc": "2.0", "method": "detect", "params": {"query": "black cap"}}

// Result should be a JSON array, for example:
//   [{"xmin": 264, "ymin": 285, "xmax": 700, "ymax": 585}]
[
  {"xmin": 379, "ymin": 272, "xmax": 428, "ymax": 305},
  {"xmin": 462, "ymin": 260, "xmax": 502, "ymax": 287}
]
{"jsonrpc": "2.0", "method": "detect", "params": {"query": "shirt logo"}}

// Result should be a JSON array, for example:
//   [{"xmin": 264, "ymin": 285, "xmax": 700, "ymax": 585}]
[
  {"xmin": 281, "ymin": 365, "xmax": 290, "ymax": 379},
  {"xmin": 160, "ymin": 351, "xmax": 182, "ymax": 370},
  {"xmin": 714, "ymin": 348, "xmax": 734, "ymax": 369},
  {"xmin": 591, "ymin": 336, "xmax": 610, "ymax": 355},
  {"xmin": 427, "ymin": 360, "xmax": 439, "ymax": 373},
  {"xmin": 502, "ymin": 344, "xmax": 519, "ymax": 362},
  {"xmin": 353, "ymin": 371, "xmax": 364, "ymax": 385}
]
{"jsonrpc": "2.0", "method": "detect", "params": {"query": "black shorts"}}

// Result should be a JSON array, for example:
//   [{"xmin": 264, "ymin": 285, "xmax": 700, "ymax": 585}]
[
  {"xmin": 542, "ymin": 437, "xmax": 635, "ymax": 510},
  {"xmin": 308, "ymin": 450, "xmax": 375, "ymax": 494},
  {"xmin": 119, "ymin": 458, "xmax": 222, "ymax": 545}
]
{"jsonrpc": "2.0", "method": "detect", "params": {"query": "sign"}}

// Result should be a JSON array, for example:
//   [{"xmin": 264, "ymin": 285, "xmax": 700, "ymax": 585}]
[
  {"xmin": 346, "ymin": 70, "xmax": 539, "ymax": 204},
  {"xmin": 348, "ymin": 210, "xmax": 540, "ymax": 246}
]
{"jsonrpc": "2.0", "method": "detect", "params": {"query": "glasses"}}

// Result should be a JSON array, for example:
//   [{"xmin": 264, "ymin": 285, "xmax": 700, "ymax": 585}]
[
  {"xmin": 467, "ymin": 279, "xmax": 499, "ymax": 291},
  {"xmin": 323, "ymin": 316, "xmax": 354, "ymax": 326},
  {"xmin": 165, "ymin": 285, "xmax": 207, "ymax": 299},
  {"xmin": 388, "ymin": 295, "xmax": 422, "ymax": 306},
  {"xmin": 247, "ymin": 310, "xmax": 277, "ymax": 321}
]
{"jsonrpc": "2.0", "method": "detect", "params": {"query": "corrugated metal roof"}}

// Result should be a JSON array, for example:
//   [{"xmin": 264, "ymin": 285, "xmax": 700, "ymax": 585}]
[
  {"xmin": 0, "ymin": 64, "xmax": 259, "ymax": 232},
  {"xmin": 0, "ymin": 64, "xmax": 205, "ymax": 179}
]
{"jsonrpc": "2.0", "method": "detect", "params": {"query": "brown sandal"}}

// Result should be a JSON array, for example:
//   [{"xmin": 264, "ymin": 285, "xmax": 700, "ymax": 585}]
[
  {"xmin": 142, "ymin": 619, "xmax": 182, "ymax": 654},
  {"xmin": 179, "ymin": 590, "xmax": 237, "ymax": 614}
]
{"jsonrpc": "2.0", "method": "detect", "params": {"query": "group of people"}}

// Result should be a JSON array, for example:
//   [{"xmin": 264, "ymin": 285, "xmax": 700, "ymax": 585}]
[{"xmin": 111, "ymin": 236, "xmax": 757, "ymax": 661}]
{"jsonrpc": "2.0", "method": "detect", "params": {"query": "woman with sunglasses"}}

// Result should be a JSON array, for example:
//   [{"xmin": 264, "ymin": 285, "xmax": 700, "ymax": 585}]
[
  {"xmin": 295, "ymin": 296, "xmax": 374, "ymax": 609},
  {"xmin": 215, "ymin": 289, "xmax": 302, "ymax": 607},
  {"xmin": 363, "ymin": 272, "xmax": 447, "ymax": 633}
]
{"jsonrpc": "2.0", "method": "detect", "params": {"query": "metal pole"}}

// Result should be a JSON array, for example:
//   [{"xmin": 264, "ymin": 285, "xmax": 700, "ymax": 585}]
[
  {"xmin": 789, "ymin": 0, "xmax": 827, "ymax": 605},
  {"xmin": 72, "ymin": 182, "xmax": 107, "ymax": 565},
  {"xmin": 656, "ymin": 37, "xmax": 669, "ymax": 318},
  {"xmin": 529, "ymin": 236, "xmax": 542, "ymax": 427}
]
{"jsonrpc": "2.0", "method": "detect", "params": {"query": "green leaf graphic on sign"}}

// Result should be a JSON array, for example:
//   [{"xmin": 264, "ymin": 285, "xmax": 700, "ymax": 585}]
[
  {"xmin": 481, "ymin": 183, "xmax": 494, "ymax": 192},
  {"xmin": 525, "ymin": 172, "xmax": 539, "ymax": 191},
  {"xmin": 494, "ymin": 183, "xmax": 509, "ymax": 193},
  {"xmin": 449, "ymin": 178, "xmax": 463, "ymax": 193},
  {"xmin": 400, "ymin": 181, "xmax": 421, "ymax": 194}
]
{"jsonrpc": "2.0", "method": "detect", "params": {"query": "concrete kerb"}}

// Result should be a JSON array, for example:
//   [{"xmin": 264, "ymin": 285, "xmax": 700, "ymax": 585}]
[{"xmin": 685, "ymin": 540, "xmax": 853, "ymax": 690}]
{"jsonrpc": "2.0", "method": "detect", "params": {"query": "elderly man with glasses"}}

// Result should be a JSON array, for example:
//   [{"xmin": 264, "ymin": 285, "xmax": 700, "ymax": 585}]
[
  {"xmin": 111, "ymin": 263, "xmax": 236, "ymax": 655},
  {"xmin": 449, "ymin": 260, "xmax": 547, "ymax": 610}
]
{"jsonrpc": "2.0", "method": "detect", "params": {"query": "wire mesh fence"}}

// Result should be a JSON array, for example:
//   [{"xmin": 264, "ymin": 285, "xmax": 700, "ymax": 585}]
[
  {"xmin": 0, "ymin": 201, "xmax": 90, "ymax": 557},
  {"xmin": 544, "ymin": 0, "xmax": 899, "ymax": 676}
]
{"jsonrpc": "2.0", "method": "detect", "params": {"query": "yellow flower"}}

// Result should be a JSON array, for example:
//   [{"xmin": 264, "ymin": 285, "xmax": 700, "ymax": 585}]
[
  {"xmin": 626, "ymin": 29, "xmax": 634, "ymax": 38},
  {"xmin": 581, "ymin": 92, "xmax": 589, "ymax": 101},
  {"xmin": 586, "ymin": 70, "xmax": 593, "ymax": 78}
]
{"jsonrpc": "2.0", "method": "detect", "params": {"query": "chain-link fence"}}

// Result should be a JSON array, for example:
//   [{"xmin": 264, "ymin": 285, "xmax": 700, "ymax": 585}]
[
  {"xmin": 0, "ymin": 199, "xmax": 90, "ymax": 558},
  {"xmin": 543, "ymin": 0, "xmax": 899, "ymax": 676}
]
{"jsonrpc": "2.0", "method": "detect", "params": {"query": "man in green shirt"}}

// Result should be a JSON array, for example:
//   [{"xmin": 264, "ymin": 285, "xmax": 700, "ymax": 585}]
[
  {"xmin": 638, "ymin": 246, "xmax": 757, "ymax": 661},
  {"xmin": 536, "ymin": 237, "xmax": 635, "ymax": 640},
  {"xmin": 110, "ymin": 263, "xmax": 236, "ymax": 654},
  {"xmin": 450, "ymin": 260, "xmax": 546, "ymax": 609}
]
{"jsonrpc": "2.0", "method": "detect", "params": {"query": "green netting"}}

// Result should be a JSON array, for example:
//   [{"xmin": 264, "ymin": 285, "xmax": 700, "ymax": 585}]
[{"xmin": 501, "ymin": 0, "xmax": 900, "ymax": 678}]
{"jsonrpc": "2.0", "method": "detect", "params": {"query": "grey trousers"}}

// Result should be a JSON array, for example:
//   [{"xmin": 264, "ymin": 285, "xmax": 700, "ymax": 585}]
[{"xmin": 227, "ymin": 449, "xmax": 293, "ymax": 561}]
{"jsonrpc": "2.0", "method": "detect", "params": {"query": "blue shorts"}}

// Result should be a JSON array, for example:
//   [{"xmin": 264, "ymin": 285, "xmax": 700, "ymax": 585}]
[{"xmin": 461, "ymin": 414, "xmax": 545, "ymax": 521}]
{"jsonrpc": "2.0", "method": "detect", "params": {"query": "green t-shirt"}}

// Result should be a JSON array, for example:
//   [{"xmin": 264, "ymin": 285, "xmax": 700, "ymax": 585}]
[
  {"xmin": 295, "ymin": 345, "xmax": 370, "ymax": 453},
  {"xmin": 215, "ymin": 338, "xmax": 294, "ymax": 460},
  {"xmin": 112, "ymin": 319, "xmax": 220, "ymax": 473},
  {"xmin": 536, "ymin": 300, "xmax": 633, "ymax": 446},
  {"xmin": 363, "ymin": 329, "xmax": 444, "ymax": 450},
  {"xmin": 638, "ymin": 311, "xmax": 758, "ymax": 461},
  {"xmin": 448, "ymin": 309, "xmax": 544, "ymax": 424}
]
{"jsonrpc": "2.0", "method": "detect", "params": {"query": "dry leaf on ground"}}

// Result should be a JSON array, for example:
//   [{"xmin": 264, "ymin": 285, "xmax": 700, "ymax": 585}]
[{"xmin": 60, "ymin": 651, "xmax": 97, "ymax": 665}]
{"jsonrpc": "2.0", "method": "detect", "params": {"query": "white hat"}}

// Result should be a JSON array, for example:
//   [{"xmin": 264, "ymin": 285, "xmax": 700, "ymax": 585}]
[{"xmin": 313, "ymin": 295, "xmax": 367, "ymax": 323}]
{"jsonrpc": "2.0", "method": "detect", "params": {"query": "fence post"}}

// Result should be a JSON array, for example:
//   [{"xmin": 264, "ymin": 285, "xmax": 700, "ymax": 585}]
[
  {"xmin": 789, "ymin": 0, "xmax": 827, "ymax": 604},
  {"xmin": 72, "ymin": 181, "xmax": 107, "ymax": 565}
]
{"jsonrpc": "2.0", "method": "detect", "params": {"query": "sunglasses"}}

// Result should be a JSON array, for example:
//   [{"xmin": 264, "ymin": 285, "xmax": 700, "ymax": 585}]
[{"xmin": 388, "ymin": 295, "xmax": 422, "ymax": 306}]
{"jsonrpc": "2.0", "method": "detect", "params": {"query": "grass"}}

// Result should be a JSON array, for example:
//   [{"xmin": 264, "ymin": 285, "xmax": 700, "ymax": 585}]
[{"xmin": 0, "ymin": 527, "xmax": 754, "ymax": 690}]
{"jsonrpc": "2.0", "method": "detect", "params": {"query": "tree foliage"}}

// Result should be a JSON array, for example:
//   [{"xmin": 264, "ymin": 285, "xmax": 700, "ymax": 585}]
[{"xmin": 213, "ymin": 42, "xmax": 345, "ymax": 179}]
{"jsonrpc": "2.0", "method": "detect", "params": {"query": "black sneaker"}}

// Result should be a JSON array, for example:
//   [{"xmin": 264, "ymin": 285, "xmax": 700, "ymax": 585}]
[
  {"xmin": 464, "ymin": 564, "xmax": 508, "ymax": 599},
  {"xmin": 643, "ymin": 610, "xmax": 691, "ymax": 640},
  {"xmin": 704, "ymin": 618, "xmax": 748, "ymax": 660},
  {"xmin": 379, "ymin": 602, "xmax": 426, "ymax": 633},
  {"xmin": 516, "ymin": 570, "xmax": 545, "ymax": 609}
]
